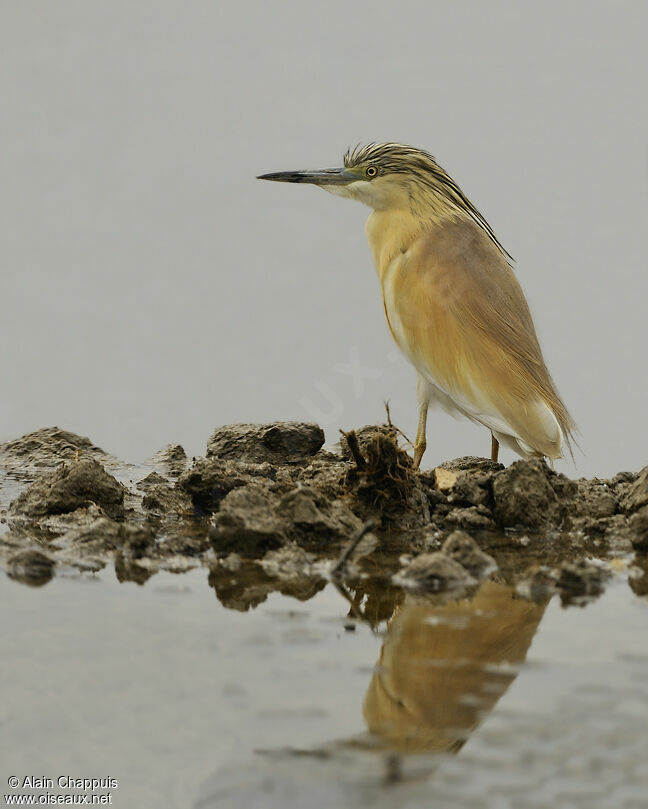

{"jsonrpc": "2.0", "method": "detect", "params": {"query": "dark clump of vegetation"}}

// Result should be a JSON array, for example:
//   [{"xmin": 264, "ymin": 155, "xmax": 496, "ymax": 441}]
[{"xmin": 342, "ymin": 426, "xmax": 415, "ymax": 512}]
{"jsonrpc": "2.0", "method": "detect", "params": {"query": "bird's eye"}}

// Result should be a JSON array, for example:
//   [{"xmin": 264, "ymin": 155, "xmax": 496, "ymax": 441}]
[{"xmin": 365, "ymin": 166, "xmax": 378, "ymax": 178}]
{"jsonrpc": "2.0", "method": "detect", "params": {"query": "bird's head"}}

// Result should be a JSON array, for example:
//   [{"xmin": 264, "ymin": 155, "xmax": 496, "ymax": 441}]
[
  {"xmin": 258, "ymin": 142, "xmax": 450, "ymax": 212},
  {"xmin": 258, "ymin": 142, "xmax": 509, "ymax": 256}
]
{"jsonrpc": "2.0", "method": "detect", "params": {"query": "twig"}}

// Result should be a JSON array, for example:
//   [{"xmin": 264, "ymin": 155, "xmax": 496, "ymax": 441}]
[
  {"xmin": 331, "ymin": 581, "xmax": 365, "ymax": 621},
  {"xmin": 331, "ymin": 519, "xmax": 377, "ymax": 580},
  {"xmin": 383, "ymin": 401, "xmax": 412, "ymax": 447},
  {"xmin": 331, "ymin": 581, "xmax": 384, "ymax": 634},
  {"xmin": 340, "ymin": 429, "xmax": 366, "ymax": 470}
]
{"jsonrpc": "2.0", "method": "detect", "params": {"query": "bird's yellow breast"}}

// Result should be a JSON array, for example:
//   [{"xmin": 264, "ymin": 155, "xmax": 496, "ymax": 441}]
[
  {"xmin": 365, "ymin": 209, "xmax": 456, "ymax": 371},
  {"xmin": 365, "ymin": 209, "xmax": 432, "ymax": 356},
  {"xmin": 366, "ymin": 209, "xmax": 427, "ymax": 283}
]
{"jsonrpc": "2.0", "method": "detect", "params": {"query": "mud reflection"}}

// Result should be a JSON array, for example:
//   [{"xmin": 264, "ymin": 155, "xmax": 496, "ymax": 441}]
[{"xmin": 362, "ymin": 581, "xmax": 548, "ymax": 753}]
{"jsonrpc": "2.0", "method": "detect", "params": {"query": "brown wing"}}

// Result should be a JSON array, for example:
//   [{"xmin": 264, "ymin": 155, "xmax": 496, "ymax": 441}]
[{"xmin": 386, "ymin": 218, "xmax": 575, "ymax": 456}]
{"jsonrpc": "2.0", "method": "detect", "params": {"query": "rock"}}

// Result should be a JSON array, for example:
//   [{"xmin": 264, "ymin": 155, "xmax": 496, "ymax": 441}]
[
  {"xmin": 629, "ymin": 505, "xmax": 648, "ymax": 552},
  {"xmin": 208, "ymin": 561, "xmax": 276, "ymax": 611},
  {"xmin": 114, "ymin": 555, "xmax": 155, "ymax": 585},
  {"xmin": 209, "ymin": 486, "xmax": 285, "ymax": 557},
  {"xmin": 0, "ymin": 427, "xmax": 111, "ymax": 473},
  {"xmin": 207, "ymin": 555, "xmax": 325, "ymax": 611},
  {"xmin": 293, "ymin": 456, "xmax": 348, "ymax": 500},
  {"xmin": 59, "ymin": 516, "xmax": 123, "ymax": 551},
  {"xmin": 0, "ymin": 420, "xmax": 643, "ymax": 597},
  {"xmin": 555, "ymin": 559, "xmax": 609, "ymax": 601},
  {"xmin": 7, "ymin": 550, "xmax": 55, "ymax": 586},
  {"xmin": 178, "ymin": 457, "xmax": 275, "ymax": 514},
  {"xmin": 273, "ymin": 575, "xmax": 327, "ymax": 602},
  {"xmin": 207, "ymin": 422, "xmax": 325, "ymax": 465},
  {"xmin": 325, "ymin": 500, "xmax": 365, "ymax": 539},
  {"xmin": 434, "ymin": 468, "xmax": 457, "ymax": 492},
  {"xmin": 277, "ymin": 489, "xmax": 328, "ymax": 528},
  {"xmin": 46, "ymin": 513, "xmax": 154, "ymax": 558},
  {"xmin": 576, "ymin": 481, "xmax": 617, "ymax": 519},
  {"xmin": 157, "ymin": 527, "xmax": 211, "ymax": 557},
  {"xmin": 208, "ymin": 480, "xmax": 362, "ymax": 557},
  {"xmin": 276, "ymin": 488, "xmax": 362, "ymax": 546},
  {"xmin": 492, "ymin": 459, "xmax": 557, "ymax": 530},
  {"xmin": 150, "ymin": 444, "xmax": 188, "ymax": 477},
  {"xmin": 259, "ymin": 546, "xmax": 328, "ymax": 600},
  {"xmin": 37, "ymin": 503, "xmax": 109, "ymax": 533},
  {"xmin": 10, "ymin": 459, "xmax": 125, "ymax": 520},
  {"xmin": 441, "ymin": 531, "xmax": 497, "ymax": 576},
  {"xmin": 421, "ymin": 486, "xmax": 448, "ymax": 510},
  {"xmin": 441, "ymin": 506, "xmax": 496, "ymax": 532},
  {"xmin": 516, "ymin": 559, "xmax": 611, "ymax": 605},
  {"xmin": 629, "ymin": 557, "xmax": 648, "ymax": 597},
  {"xmin": 547, "ymin": 472, "xmax": 579, "ymax": 503},
  {"xmin": 439, "ymin": 456, "xmax": 504, "ymax": 474},
  {"xmin": 612, "ymin": 471, "xmax": 638, "ymax": 485},
  {"xmin": 621, "ymin": 466, "xmax": 648, "ymax": 513},
  {"xmin": 562, "ymin": 479, "xmax": 619, "ymax": 536},
  {"xmin": 136, "ymin": 472, "xmax": 168, "ymax": 489},
  {"xmin": 115, "ymin": 523, "xmax": 155, "ymax": 557},
  {"xmin": 395, "ymin": 551, "xmax": 477, "ymax": 592},
  {"xmin": 426, "ymin": 459, "xmax": 496, "ymax": 521},
  {"xmin": 447, "ymin": 476, "xmax": 490, "ymax": 508},
  {"xmin": 261, "ymin": 545, "xmax": 314, "ymax": 579},
  {"xmin": 515, "ymin": 565, "xmax": 558, "ymax": 602},
  {"xmin": 566, "ymin": 513, "xmax": 622, "ymax": 539},
  {"xmin": 600, "ymin": 513, "xmax": 632, "ymax": 540},
  {"xmin": 141, "ymin": 483, "xmax": 192, "ymax": 515}
]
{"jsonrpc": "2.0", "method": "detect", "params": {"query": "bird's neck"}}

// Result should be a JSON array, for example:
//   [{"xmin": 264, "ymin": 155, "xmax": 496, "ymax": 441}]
[{"xmin": 366, "ymin": 207, "xmax": 462, "ymax": 284}]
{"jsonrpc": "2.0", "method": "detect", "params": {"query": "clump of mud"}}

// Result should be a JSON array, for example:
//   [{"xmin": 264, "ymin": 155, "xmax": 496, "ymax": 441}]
[
  {"xmin": 10, "ymin": 458, "xmax": 124, "ymax": 519},
  {"xmin": 1, "ymin": 422, "xmax": 647, "ymax": 605}
]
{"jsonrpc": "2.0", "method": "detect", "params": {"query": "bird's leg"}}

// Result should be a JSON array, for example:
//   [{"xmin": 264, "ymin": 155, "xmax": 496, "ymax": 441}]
[
  {"xmin": 491, "ymin": 434, "xmax": 500, "ymax": 463},
  {"xmin": 413, "ymin": 403, "xmax": 428, "ymax": 469}
]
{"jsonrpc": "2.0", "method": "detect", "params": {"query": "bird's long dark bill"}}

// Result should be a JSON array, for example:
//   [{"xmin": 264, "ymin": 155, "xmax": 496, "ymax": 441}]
[{"xmin": 256, "ymin": 168, "xmax": 352, "ymax": 185}]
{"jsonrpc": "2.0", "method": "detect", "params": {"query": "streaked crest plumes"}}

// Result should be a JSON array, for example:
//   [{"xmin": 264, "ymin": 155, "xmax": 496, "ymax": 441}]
[{"xmin": 344, "ymin": 142, "xmax": 511, "ymax": 260}]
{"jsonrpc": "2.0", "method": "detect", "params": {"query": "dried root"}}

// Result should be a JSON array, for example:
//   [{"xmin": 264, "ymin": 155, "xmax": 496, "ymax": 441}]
[{"xmin": 341, "ymin": 426, "xmax": 415, "ymax": 511}]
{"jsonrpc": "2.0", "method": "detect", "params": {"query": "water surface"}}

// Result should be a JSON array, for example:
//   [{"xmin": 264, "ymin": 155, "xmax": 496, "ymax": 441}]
[{"xmin": 2, "ymin": 564, "xmax": 646, "ymax": 808}]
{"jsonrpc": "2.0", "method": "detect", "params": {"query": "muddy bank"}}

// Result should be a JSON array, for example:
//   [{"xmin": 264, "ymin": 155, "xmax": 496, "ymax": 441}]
[{"xmin": 1, "ymin": 423, "xmax": 646, "ymax": 607}]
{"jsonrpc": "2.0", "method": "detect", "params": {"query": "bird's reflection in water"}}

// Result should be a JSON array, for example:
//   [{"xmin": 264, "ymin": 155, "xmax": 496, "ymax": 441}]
[
  {"xmin": 360, "ymin": 581, "xmax": 548, "ymax": 754},
  {"xmin": 211, "ymin": 577, "xmax": 551, "ymax": 803}
]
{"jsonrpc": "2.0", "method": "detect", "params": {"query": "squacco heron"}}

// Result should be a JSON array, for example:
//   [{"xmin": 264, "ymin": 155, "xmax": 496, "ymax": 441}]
[{"xmin": 259, "ymin": 143, "xmax": 575, "ymax": 468}]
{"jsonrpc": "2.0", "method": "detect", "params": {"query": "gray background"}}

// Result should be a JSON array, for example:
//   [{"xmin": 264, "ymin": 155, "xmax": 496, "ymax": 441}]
[{"xmin": 2, "ymin": 1, "xmax": 646, "ymax": 477}]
